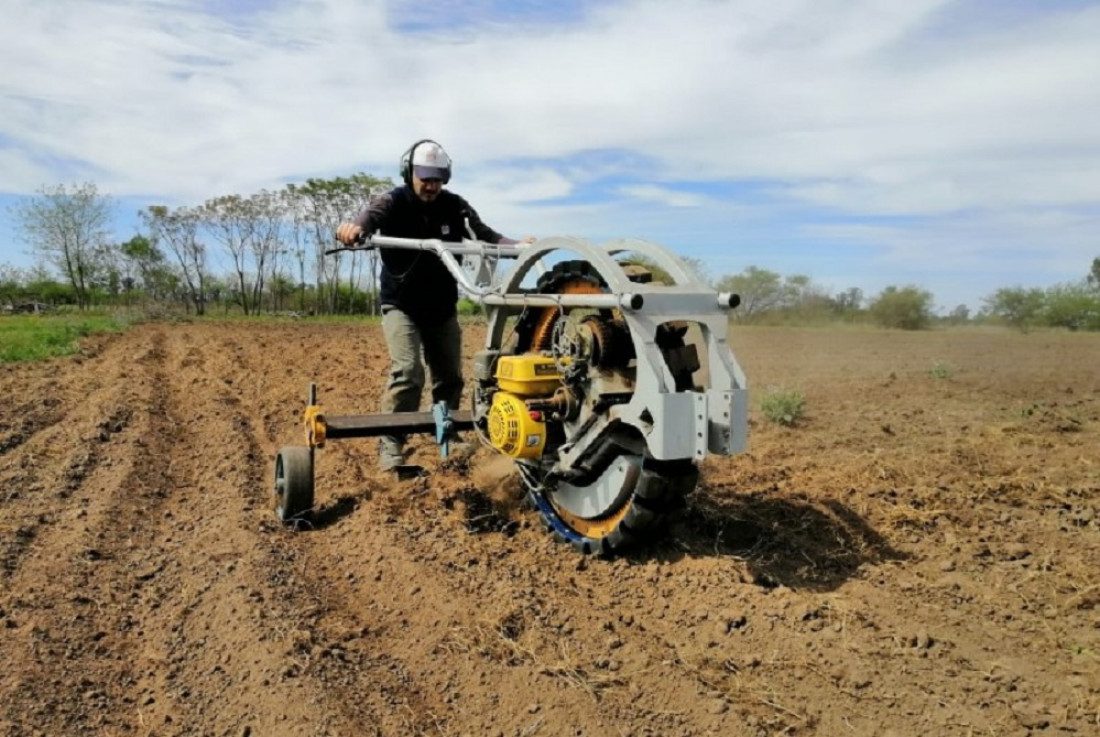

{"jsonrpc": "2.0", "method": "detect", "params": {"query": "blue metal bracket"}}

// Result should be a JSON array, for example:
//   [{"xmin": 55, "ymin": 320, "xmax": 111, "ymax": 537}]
[{"xmin": 431, "ymin": 401, "xmax": 454, "ymax": 458}]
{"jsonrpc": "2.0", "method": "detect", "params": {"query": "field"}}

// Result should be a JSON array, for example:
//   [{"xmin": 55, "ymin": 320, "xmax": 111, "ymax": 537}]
[{"xmin": 1, "ymin": 320, "xmax": 1098, "ymax": 736}]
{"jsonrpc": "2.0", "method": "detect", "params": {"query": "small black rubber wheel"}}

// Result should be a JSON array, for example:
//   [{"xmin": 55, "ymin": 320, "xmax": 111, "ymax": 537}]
[{"xmin": 274, "ymin": 446, "xmax": 314, "ymax": 524}]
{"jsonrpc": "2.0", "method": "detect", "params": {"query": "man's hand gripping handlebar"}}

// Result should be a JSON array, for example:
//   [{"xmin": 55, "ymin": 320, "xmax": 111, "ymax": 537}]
[{"xmin": 326, "ymin": 223, "xmax": 369, "ymax": 255}]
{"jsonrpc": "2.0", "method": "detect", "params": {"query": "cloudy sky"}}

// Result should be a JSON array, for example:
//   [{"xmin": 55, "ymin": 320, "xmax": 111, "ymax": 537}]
[{"xmin": 2, "ymin": 0, "xmax": 1099, "ymax": 310}]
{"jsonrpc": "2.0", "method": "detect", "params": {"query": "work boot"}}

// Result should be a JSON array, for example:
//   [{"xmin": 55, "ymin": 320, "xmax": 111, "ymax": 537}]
[
  {"xmin": 379, "ymin": 450, "xmax": 404, "ymax": 472},
  {"xmin": 378, "ymin": 437, "xmax": 406, "ymax": 471}
]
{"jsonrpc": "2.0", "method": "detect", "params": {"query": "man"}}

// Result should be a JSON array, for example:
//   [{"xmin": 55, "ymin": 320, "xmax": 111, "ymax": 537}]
[{"xmin": 335, "ymin": 139, "xmax": 533, "ymax": 471}]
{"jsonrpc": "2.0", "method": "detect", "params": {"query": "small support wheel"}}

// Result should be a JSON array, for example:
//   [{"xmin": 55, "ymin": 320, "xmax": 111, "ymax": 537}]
[{"xmin": 274, "ymin": 446, "xmax": 315, "ymax": 524}]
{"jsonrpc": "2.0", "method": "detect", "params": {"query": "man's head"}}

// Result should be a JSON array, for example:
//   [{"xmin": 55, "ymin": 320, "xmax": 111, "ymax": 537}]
[{"xmin": 402, "ymin": 140, "xmax": 452, "ymax": 201}]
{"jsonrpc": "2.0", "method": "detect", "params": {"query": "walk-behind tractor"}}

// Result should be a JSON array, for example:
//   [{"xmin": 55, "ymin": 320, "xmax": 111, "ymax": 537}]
[{"xmin": 274, "ymin": 235, "xmax": 748, "ymax": 554}]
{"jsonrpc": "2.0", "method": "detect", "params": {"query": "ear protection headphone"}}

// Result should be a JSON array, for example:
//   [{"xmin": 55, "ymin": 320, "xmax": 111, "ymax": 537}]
[{"xmin": 400, "ymin": 139, "xmax": 452, "ymax": 185}]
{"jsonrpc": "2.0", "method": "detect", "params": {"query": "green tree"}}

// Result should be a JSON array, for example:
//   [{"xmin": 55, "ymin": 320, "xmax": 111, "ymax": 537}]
[
  {"xmin": 680, "ymin": 255, "xmax": 711, "ymax": 286},
  {"xmin": 1043, "ymin": 282, "xmax": 1100, "ymax": 331},
  {"xmin": 1088, "ymin": 257, "xmax": 1100, "ymax": 289},
  {"xmin": 781, "ymin": 274, "xmax": 834, "ymax": 322},
  {"xmin": 10, "ymin": 182, "xmax": 114, "ymax": 310},
  {"xmin": 869, "ymin": 285, "xmax": 934, "ymax": 330},
  {"xmin": 715, "ymin": 266, "xmax": 785, "ymax": 321},
  {"xmin": 0, "ymin": 264, "xmax": 24, "ymax": 307},
  {"xmin": 267, "ymin": 273, "xmax": 296, "ymax": 312},
  {"xmin": 834, "ymin": 287, "xmax": 864, "ymax": 311},
  {"xmin": 23, "ymin": 266, "xmax": 75, "ymax": 306},
  {"xmin": 118, "ymin": 235, "xmax": 165, "ymax": 297},
  {"xmin": 982, "ymin": 286, "xmax": 1046, "ymax": 331}
]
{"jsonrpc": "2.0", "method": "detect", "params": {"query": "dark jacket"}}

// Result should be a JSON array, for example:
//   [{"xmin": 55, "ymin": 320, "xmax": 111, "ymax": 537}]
[{"xmin": 354, "ymin": 186, "xmax": 503, "ymax": 326}]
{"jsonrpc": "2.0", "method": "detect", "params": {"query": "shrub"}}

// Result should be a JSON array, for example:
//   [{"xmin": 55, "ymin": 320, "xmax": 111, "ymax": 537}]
[
  {"xmin": 759, "ymin": 388, "xmax": 805, "ymax": 426},
  {"xmin": 982, "ymin": 286, "xmax": 1046, "ymax": 331},
  {"xmin": 1043, "ymin": 282, "xmax": 1100, "ymax": 331},
  {"xmin": 929, "ymin": 361, "xmax": 952, "ymax": 379},
  {"xmin": 456, "ymin": 297, "xmax": 482, "ymax": 316},
  {"xmin": 869, "ymin": 285, "xmax": 934, "ymax": 330}
]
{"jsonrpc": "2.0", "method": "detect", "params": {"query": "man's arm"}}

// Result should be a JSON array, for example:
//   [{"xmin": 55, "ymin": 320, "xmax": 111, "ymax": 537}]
[
  {"xmin": 497, "ymin": 234, "xmax": 537, "ymax": 246},
  {"xmin": 335, "ymin": 193, "xmax": 394, "ymax": 245}
]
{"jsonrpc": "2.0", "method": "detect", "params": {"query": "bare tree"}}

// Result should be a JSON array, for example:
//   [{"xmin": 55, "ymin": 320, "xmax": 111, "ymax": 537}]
[
  {"xmin": 141, "ymin": 205, "xmax": 208, "ymax": 315},
  {"xmin": 251, "ymin": 191, "xmax": 285, "ymax": 313},
  {"xmin": 281, "ymin": 189, "xmax": 313, "ymax": 313},
  {"xmin": 202, "ymin": 192, "xmax": 285, "ymax": 315},
  {"xmin": 11, "ymin": 182, "xmax": 114, "ymax": 309},
  {"xmin": 201, "ymin": 194, "xmax": 256, "ymax": 315},
  {"xmin": 285, "ymin": 174, "xmax": 390, "ymax": 314}
]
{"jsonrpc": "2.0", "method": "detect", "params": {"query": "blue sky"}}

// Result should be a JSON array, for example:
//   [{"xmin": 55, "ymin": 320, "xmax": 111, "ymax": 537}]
[{"xmin": 2, "ymin": 0, "xmax": 1099, "ymax": 311}]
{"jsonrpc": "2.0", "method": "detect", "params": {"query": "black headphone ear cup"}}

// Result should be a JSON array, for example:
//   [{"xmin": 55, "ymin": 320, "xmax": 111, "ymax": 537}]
[
  {"xmin": 402, "ymin": 139, "xmax": 426, "ymax": 184},
  {"xmin": 400, "ymin": 141, "xmax": 417, "ymax": 185}
]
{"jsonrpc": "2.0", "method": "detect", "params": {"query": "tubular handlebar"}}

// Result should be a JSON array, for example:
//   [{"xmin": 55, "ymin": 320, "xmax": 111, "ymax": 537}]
[
  {"xmin": 326, "ymin": 234, "xmax": 525, "ymax": 259},
  {"xmin": 326, "ymin": 234, "xmax": 525, "ymax": 296}
]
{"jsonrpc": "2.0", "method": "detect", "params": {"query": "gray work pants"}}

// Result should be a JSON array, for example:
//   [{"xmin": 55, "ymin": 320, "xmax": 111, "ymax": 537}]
[{"xmin": 378, "ymin": 306, "xmax": 463, "ymax": 457}]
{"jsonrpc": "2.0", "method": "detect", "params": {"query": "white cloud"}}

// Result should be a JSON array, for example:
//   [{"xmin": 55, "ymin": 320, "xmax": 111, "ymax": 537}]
[{"xmin": 0, "ymin": 0, "xmax": 1098, "ymax": 310}]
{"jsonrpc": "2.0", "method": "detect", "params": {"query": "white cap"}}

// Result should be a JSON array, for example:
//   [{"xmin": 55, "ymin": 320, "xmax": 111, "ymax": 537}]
[{"xmin": 411, "ymin": 141, "xmax": 452, "ymax": 180}]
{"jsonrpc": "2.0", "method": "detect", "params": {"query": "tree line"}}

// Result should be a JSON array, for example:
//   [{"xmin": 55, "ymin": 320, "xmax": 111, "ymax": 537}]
[
  {"xmin": 981, "ymin": 260, "xmax": 1100, "ymax": 331},
  {"xmin": 3, "ymin": 181, "xmax": 1099, "ymax": 330},
  {"xmin": 5, "ymin": 177, "xmax": 390, "ymax": 316},
  {"xmin": 712, "ymin": 260, "xmax": 1100, "ymax": 331}
]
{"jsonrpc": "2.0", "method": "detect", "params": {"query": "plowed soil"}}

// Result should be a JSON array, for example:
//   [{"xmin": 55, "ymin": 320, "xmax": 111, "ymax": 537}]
[{"xmin": 1, "ymin": 320, "xmax": 1099, "ymax": 737}]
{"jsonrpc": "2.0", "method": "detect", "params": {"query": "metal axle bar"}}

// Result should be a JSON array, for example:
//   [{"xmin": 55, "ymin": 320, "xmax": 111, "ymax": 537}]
[{"xmin": 324, "ymin": 410, "xmax": 475, "ymax": 440}]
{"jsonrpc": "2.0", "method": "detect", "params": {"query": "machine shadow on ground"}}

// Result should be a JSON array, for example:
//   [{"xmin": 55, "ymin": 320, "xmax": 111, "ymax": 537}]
[
  {"xmin": 295, "ymin": 457, "xmax": 905, "ymax": 589},
  {"xmin": 653, "ymin": 488, "xmax": 908, "ymax": 592}
]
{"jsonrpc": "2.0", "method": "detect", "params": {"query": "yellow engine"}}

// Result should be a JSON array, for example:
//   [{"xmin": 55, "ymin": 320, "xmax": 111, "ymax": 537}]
[
  {"xmin": 487, "ymin": 355, "xmax": 561, "ymax": 459},
  {"xmin": 494, "ymin": 354, "xmax": 562, "ymax": 395},
  {"xmin": 488, "ymin": 392, "xmax": 546, "ymax": 459}
]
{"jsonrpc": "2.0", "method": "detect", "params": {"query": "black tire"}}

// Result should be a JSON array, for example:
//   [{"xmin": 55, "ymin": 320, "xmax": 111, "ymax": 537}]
[
  {"xmin": 513, "ymin": 259, "xmax": 698, "ymax": 556},
  {"xmin": 528, "ymin": 459, "xmax": 699, "ymax": 556},
  {"xmin": 274, "ymin": 446, "xmax": 314, "ymax": 524}
]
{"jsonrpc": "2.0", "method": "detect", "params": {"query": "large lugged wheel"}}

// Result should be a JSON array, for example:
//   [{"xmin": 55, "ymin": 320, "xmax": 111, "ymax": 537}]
[
  {"xmin": 513, "ymin": 259, "xmax": 699, "ymax": 554},
  {"xmin": 528, "ymin": 458, "xmax": 699, "ymax": 555},
  {"xmin": 274, "ymin": 446, "xmax": 314, "ymax": 524}
]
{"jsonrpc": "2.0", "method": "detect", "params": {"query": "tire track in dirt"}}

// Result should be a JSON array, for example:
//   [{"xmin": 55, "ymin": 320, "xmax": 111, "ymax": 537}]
[
  {"xmin": 219, "ymin": 326, "xmax": 496, "ymax": 736},
  {"xmin": 109, "ymin": 324, "xmax": 477, "ymax": 736},
  {"xmin": 104, "ymin": 325, "xmax": 381, "ymax": 737},
  {"xmin": 0, "ymin": 328, "xmax": 176, "ymax": 733},
  {"xmin": 0, "ymin": 347, "xmax": 132, "ymax": 581}
]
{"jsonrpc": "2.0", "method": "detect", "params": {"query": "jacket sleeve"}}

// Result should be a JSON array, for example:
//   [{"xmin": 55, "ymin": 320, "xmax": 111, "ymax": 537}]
[
  {"xmin": 456, "ymin": 196, "xmax": 504, "ymax": 244},
  {"xmin": 352, "ymin": 192, "xmax": 393, "ymax": 235}
]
